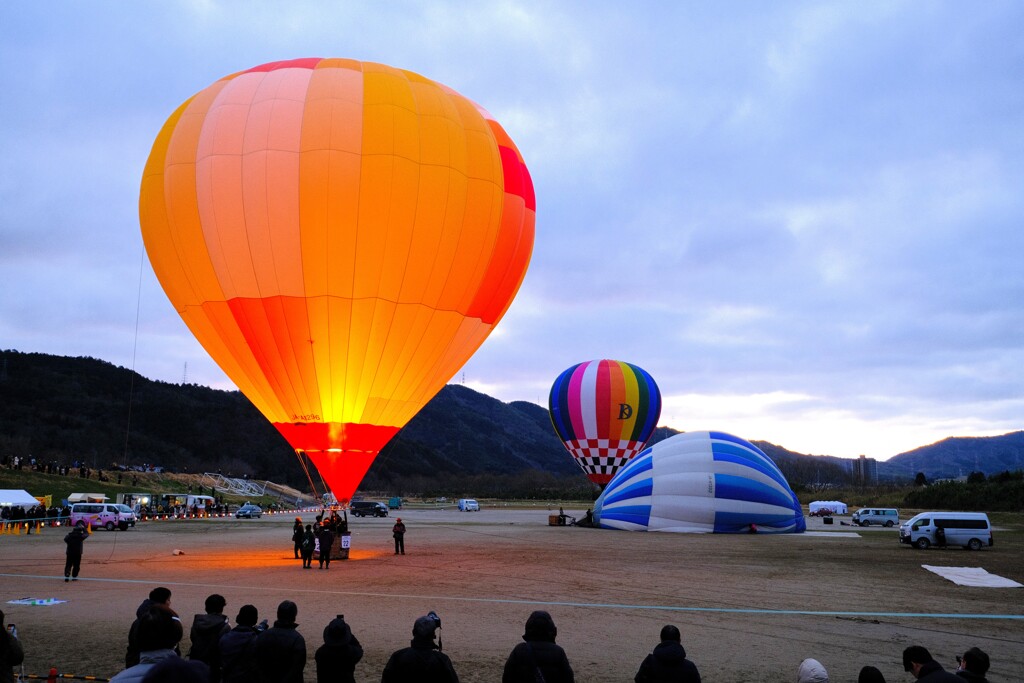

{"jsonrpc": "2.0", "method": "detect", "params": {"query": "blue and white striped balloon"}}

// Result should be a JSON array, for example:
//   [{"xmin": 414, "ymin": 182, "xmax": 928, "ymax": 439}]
[{"xmin": 593, "ymin": 431, "xmax": 806, "ymax": 533}]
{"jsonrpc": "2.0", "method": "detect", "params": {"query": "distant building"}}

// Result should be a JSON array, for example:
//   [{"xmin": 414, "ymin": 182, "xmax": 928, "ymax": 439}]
[{"xmin": 849, "ymin": 455, "xmax": 878, "ymax": 484}]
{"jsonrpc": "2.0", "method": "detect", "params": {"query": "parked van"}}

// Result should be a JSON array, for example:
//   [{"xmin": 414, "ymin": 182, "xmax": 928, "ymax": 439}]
[
  {"xmin": 852, "ymin": 508, "xmax": 899, "ymax": 527},
  {"xmin": 349, "ymin": 501, "xmax": 388, "ymax": 517},
  {"xmin": 899, "ymin": 512, "xmax": 992, "ymax": 550},
  {"xmin": 70, "ymin": 503, "xmax": 137, "ymax": 531},
  {"xmin": 458, "ymin": 498, "xmax": 480, "ymax": 512}
]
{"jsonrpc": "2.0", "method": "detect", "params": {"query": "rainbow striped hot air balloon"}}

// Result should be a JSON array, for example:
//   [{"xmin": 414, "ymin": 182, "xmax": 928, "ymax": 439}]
[{"xmin": 548, "ymin": 360, "xmax": 661, "ymax": 486}]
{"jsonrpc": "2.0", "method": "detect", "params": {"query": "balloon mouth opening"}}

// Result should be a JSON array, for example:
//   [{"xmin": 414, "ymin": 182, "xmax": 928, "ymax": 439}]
[{"xmin": 273, "ymin": 422, "xmax": 399, "ymax": 453}]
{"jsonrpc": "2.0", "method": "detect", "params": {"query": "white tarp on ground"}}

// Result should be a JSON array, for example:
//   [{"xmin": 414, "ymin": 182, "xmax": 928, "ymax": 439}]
[
  {"xmin": 808, "ymin": 500, "xmax": 848, "ymax": 514},
  {"xmin": 922, "ymin": 565, "xmax": 1023, "ymax": 588},
  {"xmin": 0, "ymin": 489, "xmax": 40, "ymax": 507}
]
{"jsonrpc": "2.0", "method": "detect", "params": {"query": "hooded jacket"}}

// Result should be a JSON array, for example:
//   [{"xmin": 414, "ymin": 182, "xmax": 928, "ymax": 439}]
[
  {"xmin": 382, "ymin": 631, "xmax": 458, "ymax": 683},
  {"xmin": 634, "ymin": 640, "xmax": 701, "ymax": 683},
  {"xmin": 502, "ymin": 611, "xmax": 574, "ymax": 683},
  {"xmin": 218, "ymin": 625, "xmax": 260, "ymax": 683},
  {"xmin": 64, "ymin": 528, "xmax": 86, "ymax": 555},
  {"xmin": 314, "ymin": 617, "xmax": 363, "ymax": 683},
  {"xmin": 188, "ymin": 612, "xmax": 230, "ymax": 675},
  {"xmin": 797, "ymin": 658, "xmax": 829, "ymax": 683}
]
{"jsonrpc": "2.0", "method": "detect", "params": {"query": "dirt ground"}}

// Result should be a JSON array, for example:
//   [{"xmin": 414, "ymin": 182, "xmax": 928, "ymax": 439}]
[{"xmin": 1, "ymin": 509, "xmax": 1022, "ymax": 682}]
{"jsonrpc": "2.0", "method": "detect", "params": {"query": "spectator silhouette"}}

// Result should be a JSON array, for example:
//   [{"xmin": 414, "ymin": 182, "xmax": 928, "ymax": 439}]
[
  {"xmin": 503, "ymin": 610, "xmax": 574, "ymax": 683},
  {"xmin": 253, "ymin": 600, "xmax": 306, "ymax": 683},
  {"xmin": 634, "ymin": 624, "xmax": 700, "ymax": 682}
]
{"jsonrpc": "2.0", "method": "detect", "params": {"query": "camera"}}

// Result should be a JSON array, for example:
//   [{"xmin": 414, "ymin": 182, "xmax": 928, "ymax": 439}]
[
  {"xmin": 6, "ymin": 624, "xmax": 16, "ymax": 639},
  {"xmin": 255, "ymin": 619, "xmax": 269, "ymax": 632},
  {"xmin": 427, "ymin": 611, "xmax": 441, "ymax": 629}
]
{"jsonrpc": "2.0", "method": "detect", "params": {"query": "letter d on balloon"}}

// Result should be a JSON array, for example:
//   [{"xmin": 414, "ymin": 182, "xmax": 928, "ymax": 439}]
[{"xmin": 618, "ymin": 403, "xmax": 633, "ymax": 420}]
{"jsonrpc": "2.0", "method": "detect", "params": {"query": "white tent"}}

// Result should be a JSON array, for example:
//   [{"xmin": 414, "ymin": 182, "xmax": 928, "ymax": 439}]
[
  {"xmin": 0, "ymin": 489, "xmax": 41, "ymax": 507},
  {"xmin": 808, "ymin": 500, "xmax": 847, "ymax": 514},
  {"xmin": 67, "ymin": 492, "xmax": 108, "ymax": 503}
]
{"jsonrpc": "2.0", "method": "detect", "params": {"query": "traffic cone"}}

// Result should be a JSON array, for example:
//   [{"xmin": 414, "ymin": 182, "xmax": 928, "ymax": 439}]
[
  {"xmin": 17, "ymin": 523, "xmax": 24, "ymax": 535},
  {"xmin": 36, "ymin": 521, "xmax": 42, "ymax": 534},
  {"xmin": 87, "ymin": 522, "xmax": 92, "ymax": 535}
]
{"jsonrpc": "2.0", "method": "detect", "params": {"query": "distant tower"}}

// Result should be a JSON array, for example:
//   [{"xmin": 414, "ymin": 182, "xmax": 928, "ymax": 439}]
[
  {"xmin": 183, "ymin": 361, "xmax": 188, "ymax": 385},
  {"xmin": 853, "ymin": 455, "xmax": 878, "ymax": 484}
]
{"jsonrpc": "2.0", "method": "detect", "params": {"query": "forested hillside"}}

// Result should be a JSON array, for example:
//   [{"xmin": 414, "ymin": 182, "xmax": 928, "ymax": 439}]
[{"xmin": 3, "ymin": 350, "xmax": 1020, "ymax": 498}]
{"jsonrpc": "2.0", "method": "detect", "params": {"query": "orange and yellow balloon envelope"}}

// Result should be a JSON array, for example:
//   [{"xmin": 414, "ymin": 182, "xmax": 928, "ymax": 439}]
[{"xmin": 139, "ymin": 58, "xmax": 535, "ymax": 502}]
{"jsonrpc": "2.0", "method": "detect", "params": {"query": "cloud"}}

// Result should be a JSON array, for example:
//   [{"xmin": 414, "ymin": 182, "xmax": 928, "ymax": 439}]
[{"xmin": 2, "ymin": 2, "xmax": 1022, "ymax": 461}]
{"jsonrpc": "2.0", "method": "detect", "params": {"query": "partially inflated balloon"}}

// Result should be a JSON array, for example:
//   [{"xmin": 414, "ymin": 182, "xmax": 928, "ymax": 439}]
[
  {"xmin": 548, "ymin": 360, "xmax": 661, "ymax": 486},
  {"xmin": 594, "ymin": 431, "xmax": 806, "ymax": 533},
  {"xmin": 140, "ymin": 58, "xmax": 535, "ymax": 502}
]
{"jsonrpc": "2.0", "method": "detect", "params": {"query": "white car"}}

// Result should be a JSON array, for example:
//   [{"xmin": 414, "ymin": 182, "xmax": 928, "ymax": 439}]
[{"xmin": 458, "ymin": 498, "xmax": 480, "ymax": 511}]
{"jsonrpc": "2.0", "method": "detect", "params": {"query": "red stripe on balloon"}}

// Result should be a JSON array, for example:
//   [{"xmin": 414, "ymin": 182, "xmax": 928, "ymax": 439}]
[
  {"xmin": 499, "ymin": 146, "xmax": 536, "ymax": 212},
  {"xmin": 273, "ymin": 422, "xmax": 399, "ymax": 453},
  {"xmin": 245, "ymin": 58, "xmax": 323, "ymax": 73}
]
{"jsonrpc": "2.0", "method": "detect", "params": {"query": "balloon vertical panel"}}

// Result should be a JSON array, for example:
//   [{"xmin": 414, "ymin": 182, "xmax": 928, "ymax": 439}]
[{"xmin": 141, "ymin": 58, "xmax": 534, "ymax": 502}]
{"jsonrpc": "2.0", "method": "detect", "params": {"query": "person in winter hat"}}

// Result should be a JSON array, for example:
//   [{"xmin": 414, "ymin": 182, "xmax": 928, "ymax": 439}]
[
  {"xmin": 503, "ymin": 610, "xmax": 574, "ymax": 683},
  {"xmin": 955, "ymin": 647, "xmax": 990, "ymax": 683},
  {"xmin": 218, "ymin": 604, "xmax": 265, "ymax": 683},
  {"xmin": 314, "ymin": 615, "xmax": 363, "ymax": 683},
  {"xmin": 382, "ymin": 611, "xmax": 458, "ymax": 682},
  {"xmin": 797, "ymin": 658, "xmax": 829, "ymax": 683},
  {"xmin": 253, "ymin": 600, "xmax": 306, "ymax": 683},
  {"xmin": 634, "ymin": 625, "xmax": 700, "ymax": 683}
]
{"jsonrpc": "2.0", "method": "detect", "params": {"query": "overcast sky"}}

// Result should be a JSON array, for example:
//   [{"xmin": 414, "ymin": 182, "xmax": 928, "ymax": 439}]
[{"xmin": 2, "ymin": 2, "xmax": 1022, "ymax": 461}]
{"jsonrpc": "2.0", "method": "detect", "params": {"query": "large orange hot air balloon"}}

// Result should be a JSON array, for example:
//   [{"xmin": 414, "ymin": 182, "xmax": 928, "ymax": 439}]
[{"xmin": 139, "ymin": 58, "xmax": 535, "ymax": 503}]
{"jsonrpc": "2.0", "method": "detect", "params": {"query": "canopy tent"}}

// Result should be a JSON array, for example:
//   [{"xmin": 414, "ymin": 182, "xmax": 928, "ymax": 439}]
[
  {"xmin": 0, "ymin": 489, "xmax": 41, "ymax": 507},
  {"xmin": 808, "ymin": 500, "xmax": 847, "ymax": 514},
  {"xmin": 67, "ymin": 492, "xmax": 108, "ymax": 503}
]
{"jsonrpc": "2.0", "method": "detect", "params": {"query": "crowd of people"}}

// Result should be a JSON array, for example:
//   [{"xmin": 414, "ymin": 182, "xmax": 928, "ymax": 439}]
[
  {"xmin": 796, "ymin": 646, "xmax": 991, "ymax": 683},
  {"xmin": 3, "ymin": 581, "xmax": 996, "ymax": 683}
]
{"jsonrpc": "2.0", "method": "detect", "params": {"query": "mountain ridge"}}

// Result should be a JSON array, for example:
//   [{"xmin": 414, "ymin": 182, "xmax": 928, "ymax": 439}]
[{"xmin": 1, "ymin": 350, "xmax": 1020, "ymax": 493}]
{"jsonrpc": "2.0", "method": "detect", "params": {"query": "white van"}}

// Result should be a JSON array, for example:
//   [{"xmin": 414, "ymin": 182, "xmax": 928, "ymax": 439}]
[
  {"xmin": 458, "ymin": 498, "xmax": 480, "ymax": 512},
  {"xmin": 899, "ymin": 512, "xmax": 992, "ymax": 550},
  {"xmin": 70, "ymin": 503, "xmax": 137, "ymax": 531},
  {"xmin": 852, "ymin": 508, "xmax": 899, "ymax": 527}
]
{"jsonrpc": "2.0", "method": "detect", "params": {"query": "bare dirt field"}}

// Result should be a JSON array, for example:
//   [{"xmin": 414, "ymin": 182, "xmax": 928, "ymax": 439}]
[{"xmin": 2, "ymin": 509, "xmax": 1022, "ymax": 682}]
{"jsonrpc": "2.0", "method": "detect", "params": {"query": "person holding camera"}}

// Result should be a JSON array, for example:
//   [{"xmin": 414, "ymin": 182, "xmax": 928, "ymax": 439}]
[
  {"xmin": 955, "ymin": 647, "xmax": 990, "ymax": 683},
  {"xmin": 0, "ymin": 610, "xmax": 25, "ymax": 683},
  {"xmin": 382, "ymin": 612, "xmax": 458, "ymax": 682}
]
